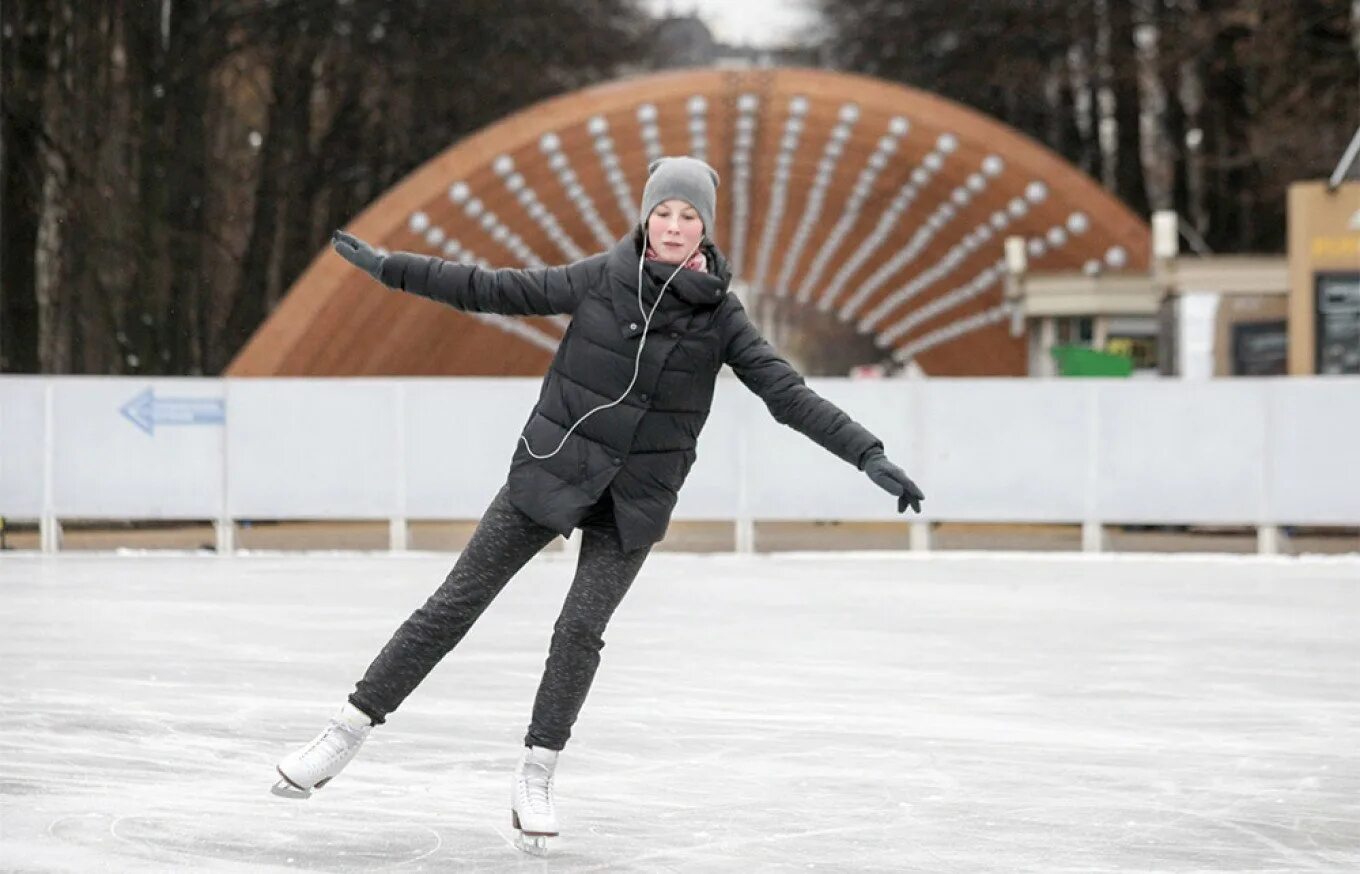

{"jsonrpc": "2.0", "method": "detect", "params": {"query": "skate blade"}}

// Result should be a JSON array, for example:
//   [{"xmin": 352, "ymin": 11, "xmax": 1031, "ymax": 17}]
[
  {"xmin": 511, "ymin": 810, "xmax": 556, "ymax": 855},
  {"xmin": 270, "ymin": 768, "xmax": 313, "ymax": 799},
  {"xmin": 513, "ymin": 832, "xmax": 551, "ymax": 857}
]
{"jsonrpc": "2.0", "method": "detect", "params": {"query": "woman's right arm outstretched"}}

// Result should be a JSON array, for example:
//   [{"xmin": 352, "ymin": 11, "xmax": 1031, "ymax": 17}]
[{"xmin": 332, "ymin": 229, "xmax": 600, "ymax": 317}]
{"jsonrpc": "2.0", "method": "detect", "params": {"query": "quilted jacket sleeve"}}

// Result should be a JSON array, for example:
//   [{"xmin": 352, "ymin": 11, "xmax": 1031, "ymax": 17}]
[
  {"xmin": 720, "ymin": 296, "xmax": 884, "ymax": 469},
  {"xmin": 377, "ymin": 252, "xmax": 605, "ymax": 316}
]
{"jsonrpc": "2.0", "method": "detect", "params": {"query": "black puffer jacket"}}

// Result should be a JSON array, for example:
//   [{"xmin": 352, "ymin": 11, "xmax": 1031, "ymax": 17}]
[{"xmin": 379, "ymin": 230, "xmax": 884, "ymax": 551}]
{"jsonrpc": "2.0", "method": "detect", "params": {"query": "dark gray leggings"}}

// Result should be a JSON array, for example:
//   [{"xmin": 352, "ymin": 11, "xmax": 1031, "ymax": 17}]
[{"xmin": 349, "ymin": 484, "xmax": 651, "ymax": 751}]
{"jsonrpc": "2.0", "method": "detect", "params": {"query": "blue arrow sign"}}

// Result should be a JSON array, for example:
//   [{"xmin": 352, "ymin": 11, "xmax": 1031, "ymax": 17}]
[{"xmin": 120, "ymin": 387, "xmax": 225, "ymax": 436}]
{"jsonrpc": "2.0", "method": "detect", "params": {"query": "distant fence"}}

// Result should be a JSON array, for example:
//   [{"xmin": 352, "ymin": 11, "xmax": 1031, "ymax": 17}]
[{"xmin": 2, "ymin": 375, "xmax": 1358, "ymax": 554}]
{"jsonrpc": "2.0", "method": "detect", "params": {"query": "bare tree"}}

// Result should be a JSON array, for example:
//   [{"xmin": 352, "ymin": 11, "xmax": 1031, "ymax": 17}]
[
  {"xmin": 1066, "ymin": 7, "xmax": 1096, "ymax": 174},
  {"xmin": 820, "ymin": 0, "xmax": 1359, "ymax": 253},
  {"xmin": 1094, "ymin": 0, "xmax": 1120, "ymax": 191},
  {"xmin": 1176, "ymin": 0, "xmax": 1209, "ymax": 236},
  {"xmin": 2, "ymin": 0, "xmax": 650, "ymax": 375},
  {"xmin": 0, "ymin": 0, "xmax": 50, "ymax": 372},
  {"xmin": 1132, "ymin": 0, "xmax": 1174, "ymax": 211}
]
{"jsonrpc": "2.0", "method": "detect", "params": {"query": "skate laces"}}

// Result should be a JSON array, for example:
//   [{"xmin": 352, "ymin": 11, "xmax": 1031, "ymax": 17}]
[
  {"xmin": 302, "ymin": 719, "xmax": 367, "ymax": 764},
  {"xmin": 522, "ymin": 763, "xmax": 554, "ymax": 813}
]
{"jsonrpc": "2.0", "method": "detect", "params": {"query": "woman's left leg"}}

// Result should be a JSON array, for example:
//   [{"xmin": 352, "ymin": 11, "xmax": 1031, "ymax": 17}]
[{"xmin": 523, "ymin": 524, "xmax": 652, "ymax": 751}]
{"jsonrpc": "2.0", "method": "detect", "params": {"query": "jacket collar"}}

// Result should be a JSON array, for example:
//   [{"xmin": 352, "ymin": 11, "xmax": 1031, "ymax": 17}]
[{"xmin": 605, "ymin": 230, "xmax": 732, "ymax": 338}]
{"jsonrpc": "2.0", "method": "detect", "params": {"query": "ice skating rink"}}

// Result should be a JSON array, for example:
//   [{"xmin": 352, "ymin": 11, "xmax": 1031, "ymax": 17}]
[{"xmin": 2, "ymin": 550, "xmax": 1357, "ymax": 872}]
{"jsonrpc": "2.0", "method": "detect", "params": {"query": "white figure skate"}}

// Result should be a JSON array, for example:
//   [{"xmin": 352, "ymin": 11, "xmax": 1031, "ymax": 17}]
[
  {"xmin": 511, "ymin": 746, "xmax": 560, "ymax": 856},
  {"xmin": 271, "ymin": 703, "xmax": 373, "ymax": 799}
]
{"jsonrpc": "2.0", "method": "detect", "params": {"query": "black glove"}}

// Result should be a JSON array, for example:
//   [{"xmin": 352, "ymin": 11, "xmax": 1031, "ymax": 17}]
[
  {"xmin": 332, "ymin": 230, "xmax": 385, "ymax": 281},
  {"xmin": 861, "ymin": 448, "xmax": 925, "ymax": 514}
]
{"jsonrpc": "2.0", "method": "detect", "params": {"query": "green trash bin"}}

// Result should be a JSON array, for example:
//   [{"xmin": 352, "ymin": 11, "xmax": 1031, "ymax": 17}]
[{"xmin": 1050, "ymin": 344, "xmax": 1134, "ymax": 377}]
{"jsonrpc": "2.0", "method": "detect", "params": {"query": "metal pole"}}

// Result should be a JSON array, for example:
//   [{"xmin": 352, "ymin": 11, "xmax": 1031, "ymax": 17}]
[{"xmin": 1327, "ymin": 125, "xmax": 1360, "ymax": 192}]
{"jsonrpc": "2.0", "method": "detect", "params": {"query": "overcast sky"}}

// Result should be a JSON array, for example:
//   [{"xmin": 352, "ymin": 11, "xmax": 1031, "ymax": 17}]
[{"xmin": 645, "ymin": 0, "xmax": 825, "ymax": 48}]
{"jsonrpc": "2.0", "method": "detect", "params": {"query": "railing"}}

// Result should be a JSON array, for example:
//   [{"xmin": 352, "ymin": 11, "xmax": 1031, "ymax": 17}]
[{"xmin": 2, "ymin": 375, "xmax": 1357, "ymax": 555}]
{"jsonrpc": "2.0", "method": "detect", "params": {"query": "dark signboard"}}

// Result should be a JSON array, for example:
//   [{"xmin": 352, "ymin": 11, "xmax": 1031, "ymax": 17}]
[
  {"xmin": 1315, "ymin": 273, "xmax": 1360, "ymax": 375},
  {"xmin": 1231, "ymin": 320, "xmax": 1288, "ymax": 376}
]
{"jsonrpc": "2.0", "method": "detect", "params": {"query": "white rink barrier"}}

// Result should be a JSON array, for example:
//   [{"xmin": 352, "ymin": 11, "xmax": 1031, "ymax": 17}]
[{"xmin": 2, "ymin": 375, "xmax": 1358, "ymax": 555}]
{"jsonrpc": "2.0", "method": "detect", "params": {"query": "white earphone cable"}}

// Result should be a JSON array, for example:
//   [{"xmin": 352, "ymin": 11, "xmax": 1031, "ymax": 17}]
[{"xmin": 519, "ymin": 232, "xmax": 701, "ymax": 460}]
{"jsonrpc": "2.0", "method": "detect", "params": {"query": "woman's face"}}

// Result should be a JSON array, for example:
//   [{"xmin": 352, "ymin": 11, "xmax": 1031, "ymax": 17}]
[{"xmin": 646, "ymin": 199, "xmax": 704, "ymax": 263}]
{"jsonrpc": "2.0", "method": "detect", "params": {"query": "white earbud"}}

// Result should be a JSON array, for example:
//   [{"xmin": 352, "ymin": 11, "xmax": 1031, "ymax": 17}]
[{"xmin": 519, "ymin": 229, "xmax": 702, "ymax": 460}]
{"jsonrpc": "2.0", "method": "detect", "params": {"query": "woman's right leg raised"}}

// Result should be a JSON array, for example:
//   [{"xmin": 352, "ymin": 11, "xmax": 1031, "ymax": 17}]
[{"xmin": 349, "ymin": 484, "xmax": 558, "ymax": 723}]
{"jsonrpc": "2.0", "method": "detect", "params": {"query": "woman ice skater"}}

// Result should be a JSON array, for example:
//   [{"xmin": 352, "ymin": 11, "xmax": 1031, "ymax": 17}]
[{"xmin": 271, "ymin": 155, "xmax": 925, "ymax": 855}]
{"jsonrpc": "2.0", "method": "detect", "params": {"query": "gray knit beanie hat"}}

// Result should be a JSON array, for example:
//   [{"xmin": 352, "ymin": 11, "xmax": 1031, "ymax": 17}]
[{"xmin": 639, "ymin": 156, "xmax": 719, "ymax": 238}]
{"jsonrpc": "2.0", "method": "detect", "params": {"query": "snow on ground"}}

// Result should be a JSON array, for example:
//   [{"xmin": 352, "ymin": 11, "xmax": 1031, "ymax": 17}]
[{"xmin": 2, "ymin": 549, "xmax": 1358, "ymax": 871}]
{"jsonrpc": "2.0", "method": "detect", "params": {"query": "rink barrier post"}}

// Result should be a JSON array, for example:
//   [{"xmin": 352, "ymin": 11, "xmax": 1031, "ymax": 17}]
[
  {"xmin": 389, "ymin": 519, "xmax": 409, "ymax": 552},
  {"xmin": 1255, "ymin": 383, "xmax": 1277, "ymax": 556},
  {"xmin": 734, "ymin": 515, "xmax": 755, "ymax": 554},
  {"xmin": 216, "ymin": 379, "xmax": 234, "ymax": 555},
  {"xmin": 40, "ymin": 380, "xmax": 59, "ymax": 553},
  {"xmin": 1081, "ymin": 382, "xmax": 1104, "ymax": 553},
  {"xmin": 389, "ymin": 382, "xmax": 408, "ymax": 552},
  {"xmin": 1081, "ymin": 521, "xmax": 1105, "ymax": 552},
  {"xmin": 215, "ymin": 520, "xmax": 235, "ymax": 554},
  {"xmin": 909, "ymin": 376, "xmax": 928, "ymax": 552},
  {"xmin": 909, "ymin": 521, "xmax": 931, "ymax": 551},
  {"xmin": 734, "ymin": 408, "xmax": 754, "ymax": 554}
]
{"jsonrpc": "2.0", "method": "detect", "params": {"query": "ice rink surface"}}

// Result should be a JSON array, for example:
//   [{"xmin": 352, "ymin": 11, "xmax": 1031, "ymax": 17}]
[{"xmin": 2, "ymin": 549, "xmax": 1358, "ymax": 872}]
